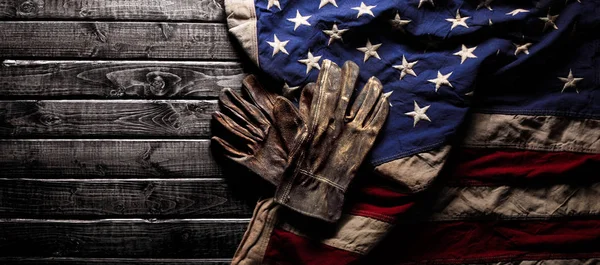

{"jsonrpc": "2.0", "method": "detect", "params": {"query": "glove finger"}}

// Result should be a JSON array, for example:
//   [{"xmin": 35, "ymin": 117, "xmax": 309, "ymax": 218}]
[
  {"xmin": 335, "ymin": 61, "xmax": 359, "ymax": 121},
  {"xmin": 219, "ymin": 88, "xmax": 269, "ymax": 139},
  {"xmin": 366, "ymin": 94, "xmax": 390, "ymax": 129},
  {"xmin": 212, "ymin": 111, "xmax": 260, "ymax": 148},
  {"xmin": 221, "ymin": 87, "xmax": 268, "ymax": 128},
  {"xmin": 299, "ymin": 82, "xmax": 315, "ymax": 121},
  {"xmin": 241, "ymin": 75, "xmax": 277, "ymax": 121},
  {"xmin": 348, "ymin": 76, "xmax": 383, "ymax": 124},
  {"xmin": 273, "ymin": 96, "xmax": 304, "ymax": 153},
  {"xmin": 211, "ymin": 136, "xmax": 247, "ymax": 159},
  {"xmin": 311, "ymin": 59, "xmax": 342, "ymax": 130}
]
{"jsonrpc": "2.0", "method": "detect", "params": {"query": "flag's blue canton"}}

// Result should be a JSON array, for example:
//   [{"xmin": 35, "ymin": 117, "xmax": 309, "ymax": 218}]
[{"xmin": 253, "ymin": 0, "xmax": 599, "ymax": 165}]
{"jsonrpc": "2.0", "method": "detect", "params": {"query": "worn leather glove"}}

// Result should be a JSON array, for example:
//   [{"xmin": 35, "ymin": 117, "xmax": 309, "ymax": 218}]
[
  {"xmin": 273, "ymin": 59, "xmax": 391, "ymax": 222},
  {"xmin": 211, "ymin": 75, "xmax": 314, "ymax": 186}
]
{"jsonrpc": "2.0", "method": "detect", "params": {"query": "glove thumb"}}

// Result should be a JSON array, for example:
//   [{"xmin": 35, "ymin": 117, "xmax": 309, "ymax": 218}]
[{"xmin": 273, "ymin": 96, "xmax": 305, "ymax": 154}]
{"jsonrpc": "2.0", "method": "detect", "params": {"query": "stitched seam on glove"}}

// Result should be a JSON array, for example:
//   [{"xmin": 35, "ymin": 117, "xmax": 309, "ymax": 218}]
[
  {"xmin": 279, "ymin": 136, "xmax": 309, "ymax": 203},
  {"xmin": 298, "ymin": 169, "xmax": 346, "ymax": 192}
]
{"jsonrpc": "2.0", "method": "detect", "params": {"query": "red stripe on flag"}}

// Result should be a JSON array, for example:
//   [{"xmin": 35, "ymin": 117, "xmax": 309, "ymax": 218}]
[
  {"xmin": 446, "ymin": 148, "xmax": 600, "ymax": 186},
  {"xmin": 345, "ymin": 177, "xmax": 417, "ymax": 222},
  {"xmin": 366, "ymin": 219, "xmax": 600, "ymax": 264},
  {"xmin": 264, "ymin": 228, "xmax": 362, "ymax": 265}
]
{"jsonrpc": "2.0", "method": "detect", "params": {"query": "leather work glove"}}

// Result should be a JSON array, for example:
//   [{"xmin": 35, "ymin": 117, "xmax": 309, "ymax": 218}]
[
  {"xmin": 273, "ymin": 59, "xmax": 391, "ymax": 223},
  {"xmin": 211, "ymin": 75, "xmax": 315, "ymax": 186}
]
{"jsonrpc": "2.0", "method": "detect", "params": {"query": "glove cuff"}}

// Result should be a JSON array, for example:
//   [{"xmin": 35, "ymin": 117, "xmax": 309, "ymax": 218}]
[{"xmin": 274, "ymin": 169, "xmax": 345, "ymax": 223}]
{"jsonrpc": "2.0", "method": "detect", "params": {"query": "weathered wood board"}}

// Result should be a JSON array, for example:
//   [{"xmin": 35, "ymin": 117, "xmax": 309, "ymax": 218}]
[
  {"xmin": 0, "ymin": 258, "xmax": 231, "ymax": 265},
  {"xmin": 0, "ymin": 60, "xmax": 244, "ymax": 98},
  {"xmin": 0, "ymin": 22, "xmax": 236, "ymax": 59},
  {"xmin": 0, "ymin": 0, "xmax": 225, "ymax": 21},
  {"xmin": 0, "ymin": 219, "xmax": 248, "ymax": 258},
  {"xmin": 0, "ymin": 140, "xmax": 222, "ymax": 177},
  {"xmin": 0, "ymin": 100, "xmax": 217, "ymax": 137},
  {"xmin": 0, "ymin": 0, "xmax": 256, "ymax": 262},
  {"xmin": 0, "ymin": 178, "xmax": 254, "ymax": 218}
]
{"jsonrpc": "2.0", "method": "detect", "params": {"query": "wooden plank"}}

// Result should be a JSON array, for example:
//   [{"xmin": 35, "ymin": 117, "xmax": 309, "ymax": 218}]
[
  {"xmin": 0, "ymin": 258, "xmax": 230, "ymax": 265},
  {"xmin": 0, "ymin": 140, "xmax": 222, "ymax": 177},
  {"xmin": 0, "ymin": 60, "xmax": 244, "ymax": 98},
  {"xmin": 0, "ymin": 22, "xmax": 236, "ymax": 59},
  {"xmin": 0, "ymin": 179, "xmax": 254, "ymax": 218},
  {"xmin": 0, "ymin": 0, "xmax": 225, "ymax": 21},
  {"xmin": 0, "ymin": 100, "xmax": 217, "ymax": 137},
  {"xmin": 0, "ymin": 219, "xmax": 248, "ymax": 258}
]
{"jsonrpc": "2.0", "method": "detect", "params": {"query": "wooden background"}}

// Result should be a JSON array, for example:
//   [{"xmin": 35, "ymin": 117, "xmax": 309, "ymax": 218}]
[{"xmin": 0, "ymin": 0, "xmax": 260, "ymax": 264}]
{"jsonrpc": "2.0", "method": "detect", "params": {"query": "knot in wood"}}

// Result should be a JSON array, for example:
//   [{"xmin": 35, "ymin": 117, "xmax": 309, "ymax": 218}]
[
  {"xmin": 114, "ymin": 203, "xmax": 125, "ymax": 212},
  {"xmin": 18, "ymin": 0, "xmax": 38, "ymax": 14},
  {"xmin": 109, "ymin": 89, "xmax": 125, "ymax": 97},
  {"xmin": 150, "ymin": 76, "xmax": 166, "ymax": 90},
  {"xmin": 39, "ymin": 113, "xmax": 61, "ymax": 126},
  {"xmin": 146, "ymin": 71, "xmax": 181, "ymax": 96},
  {"xmin": 78, "ymin": 8, "xmax": 92, "ymax": 17},
  {"xmin": 185, "ymin": 102, "xmax": 210, "ymax": 113}
]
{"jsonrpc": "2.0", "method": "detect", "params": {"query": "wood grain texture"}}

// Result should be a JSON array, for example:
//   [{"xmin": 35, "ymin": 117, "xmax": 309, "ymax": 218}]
[
  {"xmin": 0, "ymin": 140, "xmax": 221, "ymax": 177},
  {"xmin": 0, "ymin": 179, "xmax": 254, "ymax": 218},
  {"xmin": 0, "ymin": 100, "xmax": 217, "ymax": 137},
  {"xmin": 0, "ymin": 219, "xmax": 248, "ymax": 258},
  {"xmin": 0, "ymin": 22, "xmax": 236, "ymax": 59},
  {"xmin": 0, "ymin": 258, "xmax": 231, "ymax": 265},
  {"xmin": 0, "ymin": 60, "xmax": 244, "ymax": 98},
  {"xmin": 0, "ymin": 0, "xmax": 224, "ymax": 21}
]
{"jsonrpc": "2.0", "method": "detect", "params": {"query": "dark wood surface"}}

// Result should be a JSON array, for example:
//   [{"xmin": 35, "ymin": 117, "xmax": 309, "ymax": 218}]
[
  {"xmin": 0, "ymin": 219, "xmax": 248, "ymax": 258},
  {"xmin": 0, "ymin": 178, "xmax": 254, "ymax": 218},
  {"xmin": 0, "ymin": 140, "xmax": 222, "ymax": 177},
  {"xmin": 0, "ymin": 257, "xmax": 231, "ymax": 265},
  {"xmin": 0, "ymin": 22, "xmax": 236, "ymax": 59},
  {"xmin": 0, "ymin": 60, "xmax": 244, "ymax": 98},
  {"xmin": 0, "ymin": 100, "xmax": 217, "ymax": 137},
  {"xmin": 0, "ymin": 0, "xmax": 256, "ymax": 263},
  {"xmin": 0, "ymin": 0, "xmax": 225, "ymax": 21}
]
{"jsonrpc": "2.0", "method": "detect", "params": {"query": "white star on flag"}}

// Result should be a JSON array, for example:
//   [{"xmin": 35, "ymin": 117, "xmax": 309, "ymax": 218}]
[
  {"xmin": 383, "ymin": 91, "xmax": 394, "ymax": 106},
  {"xmin": 357, "ymin": 39, "xmax": 382, "ymax": 62},
  {"xmin": 513, "ymin": 43, "xmax": 532, "ymax": 56},
  {"xmin": 282, "ymin": 82, "xmax": 300, "ymax": 98},
  {"xmin": 446, "ymin": 9, "xmax": 470, "ymax": 30},
  {"xmin": 506, "ymin": 9, "xmax": 529, "ymax": 16},
  {"xmin": 267, "ymin": 34, "xmax": 289, "ymax": 56},
  {"xmin": 267, "ymin": 0, "xmax": 280, "ymax": 10},
  {"xmin": 453, "ymin": 44, "xmax": 477, "ymax": 64},
  {"xmin": 558, "ymin": 69, "xmax": 583, "ymax": 93},
  {"xmin": 287, "ymin": 10, "xmax": 311, "ymax": 31},
  {"xmin": 405, "ymin": 101, "xmax": 431, "ymax": 127},
  {"xmin": 477, "ymin": 0, "xmax": 493, "ymax": 10},
  {"xmin": 539, "ymin": 13, "xmax": 559, "ymax": 31},
  {"xmin": 389, "ymin": 13, "xmax": 411, "ymax": 31},
  {"xmin": 352, "ymin": 2, "xmax": 376, "ymax": 18},
  {"xmin": 418, "ymin": 0, "xmax": 434, "ymax": 8},
  {"xmin": 319, "ymin": 0, "xmax": 337, "ymax": 9},
  {"xmin": 298, "ymin": 51, "xmax": 322, "ymax": 74},
  {"xmin": 323, "ymin": 24, "xmax": 348, "ymax": 45},
  {"xmin": 393, "ymin": 55, "xmax": 418, "ymax": 80},
  {"xmin": 428, "ymin": 71, "xmax": 453, "ymax": 92}
]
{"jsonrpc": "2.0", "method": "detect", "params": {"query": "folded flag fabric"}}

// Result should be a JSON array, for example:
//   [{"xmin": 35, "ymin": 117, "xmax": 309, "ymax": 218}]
[{"xmin": 224, "ymin": 0, "xmax": 600, "ymax": 264}]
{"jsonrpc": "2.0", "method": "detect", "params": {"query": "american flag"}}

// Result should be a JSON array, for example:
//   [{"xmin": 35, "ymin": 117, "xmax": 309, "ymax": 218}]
[{"xmin": 224, "ymin": 0, "xmax": 600, "ymax": 264}]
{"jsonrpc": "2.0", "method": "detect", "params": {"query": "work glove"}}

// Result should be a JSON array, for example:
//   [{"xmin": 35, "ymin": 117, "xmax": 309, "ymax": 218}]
[
  {"xmin": 211, "ymin": 75, "xmax": 314, "ymax": 186},
  {"xmin": 273, "ymin": 59, "xmax": 391, "ymax": 223}
]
